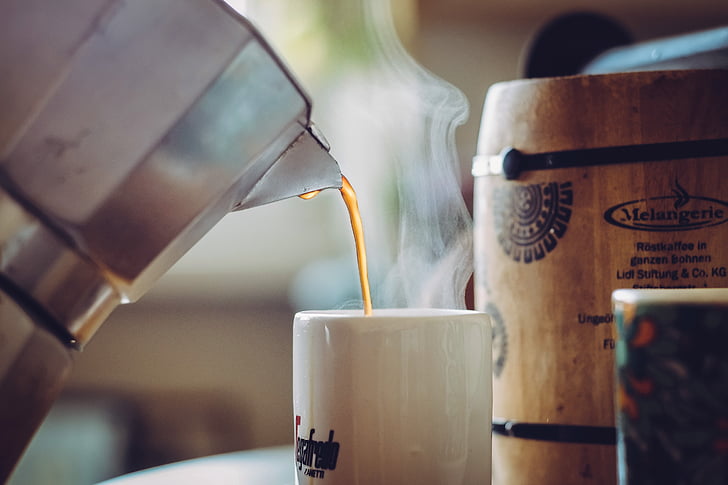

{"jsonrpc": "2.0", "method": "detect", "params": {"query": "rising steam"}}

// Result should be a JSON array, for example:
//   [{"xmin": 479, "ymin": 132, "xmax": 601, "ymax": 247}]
[{"xmin": 363, "ymin": 0, "xmax": 472, "ymax": 309}]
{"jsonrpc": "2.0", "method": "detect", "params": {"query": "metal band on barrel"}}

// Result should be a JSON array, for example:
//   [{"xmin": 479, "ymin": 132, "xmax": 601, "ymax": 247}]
[
  {"xmin": 492, "ymin": 417, "xmax": 617, "ymax": 445},
  {"xmin": 473, "ymin": 137, "xmax": 728, "ymax": 180}
]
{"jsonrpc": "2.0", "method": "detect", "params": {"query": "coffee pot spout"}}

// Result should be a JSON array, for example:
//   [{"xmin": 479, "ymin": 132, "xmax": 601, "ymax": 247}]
[{"xmin": 235, "ymin": 126, "xmax": 342, "ymax": 210}]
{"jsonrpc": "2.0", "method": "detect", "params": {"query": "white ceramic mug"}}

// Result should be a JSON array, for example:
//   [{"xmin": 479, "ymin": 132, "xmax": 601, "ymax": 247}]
[{"xmin": 292, "ymin": 308, "xmax": 492, "ymax": 485}]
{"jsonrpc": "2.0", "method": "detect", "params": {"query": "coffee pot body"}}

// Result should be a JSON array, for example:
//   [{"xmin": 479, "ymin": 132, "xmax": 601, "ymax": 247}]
[{"xmin": 0, "ymin": 0, "xmax": 341, "ymax": 480}]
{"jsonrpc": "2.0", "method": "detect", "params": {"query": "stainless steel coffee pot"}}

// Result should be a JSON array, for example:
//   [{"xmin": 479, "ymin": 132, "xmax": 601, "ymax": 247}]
[{"xmin": 0, "ymin": 0, "xmax": 341, "ymax": 480}]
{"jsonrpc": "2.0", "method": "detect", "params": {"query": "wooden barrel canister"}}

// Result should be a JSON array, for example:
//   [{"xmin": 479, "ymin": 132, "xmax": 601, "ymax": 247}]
[{"xmin": 472, "ymin": 69, "xmax": 728, "ymax": 485}]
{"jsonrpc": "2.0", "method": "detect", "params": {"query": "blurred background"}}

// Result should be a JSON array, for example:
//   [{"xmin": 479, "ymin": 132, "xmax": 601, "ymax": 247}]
[{"xmin": 9, "ymin": 0, "xmax": 728, "ymax": 483}]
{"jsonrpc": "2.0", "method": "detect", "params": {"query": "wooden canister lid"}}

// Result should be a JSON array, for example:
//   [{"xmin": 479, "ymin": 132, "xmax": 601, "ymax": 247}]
[{"xmin": 476, "ymin": 69, "xmax": 728, "ymax": 157}]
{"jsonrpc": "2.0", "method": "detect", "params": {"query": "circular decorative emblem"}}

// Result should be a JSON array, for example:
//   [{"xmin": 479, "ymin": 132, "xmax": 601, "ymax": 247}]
[
  {"xmin": 486, "ymin": 302, "xmax": 508, "ymax": 378},
  {"xmin": 493, "ymin": 181, "xmax": 573, "ymax": 263}
]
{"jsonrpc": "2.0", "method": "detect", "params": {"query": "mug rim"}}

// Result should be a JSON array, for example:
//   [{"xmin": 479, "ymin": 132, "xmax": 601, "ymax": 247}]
[{"xmin": 295, "ymin": 308, "xmax": 486, "ymax": 319}]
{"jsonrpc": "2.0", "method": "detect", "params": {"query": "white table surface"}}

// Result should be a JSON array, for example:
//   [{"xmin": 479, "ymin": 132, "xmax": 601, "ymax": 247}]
[{"xmin": 97, "ymin": 445, "xmax": 294, "ymax": 485}]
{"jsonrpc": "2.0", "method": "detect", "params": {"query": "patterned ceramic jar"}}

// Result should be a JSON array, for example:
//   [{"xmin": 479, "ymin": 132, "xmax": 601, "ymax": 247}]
[{"xmin": 612, "ymin": 288, "xmax": 728, "ymax": 485}]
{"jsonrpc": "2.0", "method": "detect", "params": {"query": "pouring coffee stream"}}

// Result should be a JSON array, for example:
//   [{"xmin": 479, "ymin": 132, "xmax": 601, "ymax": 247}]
[{"xmin": 300, "ymin": 175, "xmax": 374, "ymax": 316}]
